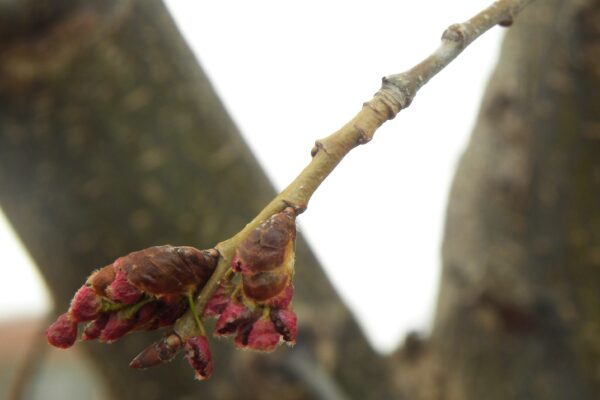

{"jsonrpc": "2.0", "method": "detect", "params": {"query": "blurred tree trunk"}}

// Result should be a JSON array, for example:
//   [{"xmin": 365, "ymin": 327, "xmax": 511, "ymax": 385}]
[
  {"xmin": 424, "ymin": 0, "xmax": 600, "ymax": 398},
  {"xmin": 0, "ymin": 1, "xmax": 397, "ymax": 399}
]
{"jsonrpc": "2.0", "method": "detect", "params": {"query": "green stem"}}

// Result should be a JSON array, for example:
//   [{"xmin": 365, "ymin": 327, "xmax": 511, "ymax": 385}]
[{"xmin": 187, "ymin": 291, "xmax": 206, "ymax": 337}]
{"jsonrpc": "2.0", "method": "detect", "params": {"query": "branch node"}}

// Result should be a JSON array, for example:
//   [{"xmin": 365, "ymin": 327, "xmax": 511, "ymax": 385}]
[
  {"xmin": 381, "ymin": 76, "xmax": 413, "ymax": 109},
  {"xmin": 310, "ymin": 140, "xmax": 327, "ymax": 157},
  {"xmin": 354, "ymin": 124, "xmax": 371, "ymax": 145},
  {"xmin": 282, "ymin": 201, "xmax": 306, "ymax": 215},
  {"xmin": 443, "ymin": 23, "xmax": 468, "ymax": 47}
]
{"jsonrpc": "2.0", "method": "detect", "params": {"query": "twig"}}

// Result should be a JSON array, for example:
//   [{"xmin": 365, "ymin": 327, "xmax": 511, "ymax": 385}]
[{"xmin": 174, "ymin": 0, "xmax": 535, "ymax": 340}]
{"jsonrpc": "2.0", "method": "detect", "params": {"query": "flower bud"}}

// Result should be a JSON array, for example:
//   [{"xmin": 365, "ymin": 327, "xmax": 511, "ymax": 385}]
[
  {"xmin": 214, "ymin": 301, "xmax": 252, "ymax": 336},
  {"xmin": 69, "ymin": 285, "xmax": 102, "ymax": 322},
  {"xmin": 233, "ymin": 209, "xmax": 296, "ymax": 274},
  {"xmin": 203, "ymin": 283, "xmax": 232, "ymax": 318},
  {"xmin": 47, "ymin": 245, "xmax": 219, "ymax": 350},
  {"xmin": 155, "ymin": 300, "xmax": 188, "ymax": 327},
  {"xmin": 242, "ymin": 270, "xmax": 289, "ymax": 302},
  {"xmin": 134, "ymin": 302, "xmax": 159, "ymax": 330},
  {"xmin": 99, "ymin": 311, "xmax": 135, "ymax": 343},
  {"xmin": 45, "ymin": 313, "xmax": 78, "ymax": 349},
  {"xmin": 270, "ymin": 308, "xmax": 297, "ymax": 344},
  {"xmin": 236, "ymin": 316, "xmax": 280, "ymax": 352},
  {"xmin": 234, "ymin": 209, "xmax": 297, "ymax": 304},
  {"xmin": 106, "ymin": 270, "xmax": 143, "ymax": 305},
  {"xmin": 184, "ymin": 336, "xmax": 213, "ymax": 380},
  {"xmin": 82, "ymin": 314, "xmax": 109, "ymax": 341},
  {"xmin": 267, "ymin": 282, "xmax": 294, "ymax": 309},
  {"xmin": 89, "ymin": 245, "xmax": 217, "ymax": 301}
]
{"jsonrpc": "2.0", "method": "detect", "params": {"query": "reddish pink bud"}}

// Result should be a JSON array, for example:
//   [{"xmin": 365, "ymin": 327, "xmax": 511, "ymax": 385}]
[
  {"xmin": 267, "ymin": 283, "xmax": 294, "ymax": 309},
  {"xmin": 82, "ymin": 313, "xmax": 109, "ymax": 341},
  {"xmin": 238, "ymin": 317, "xmax": 280, "ymax": 352},
  {"xmin": 100, "ymin": 312, "xmax": 135, "ymax": 342},
  {"xmin": 106, "ymin": 270, "xmax": 143, "ymax": 305},
  {"xmin": 46, "ymin": 313, "xmax": 78, "ymax": 349},
  {"xmin": 271, "ymin": 308, "xmax": 297, "ymax": 344},
  {"xmin": 69, "ymin": 285, "xmax": 102, "ymax": 322},
  {"xmin": 214, "ymin": 301, "xmax": 252, "ymax": 336},
  {"xmin": 184, "ymin": 336, "xmax": 213, "ymax": 380},
  {"xmin": 203, "ymin": 284, "xmax": 232, "ymax": 318}
]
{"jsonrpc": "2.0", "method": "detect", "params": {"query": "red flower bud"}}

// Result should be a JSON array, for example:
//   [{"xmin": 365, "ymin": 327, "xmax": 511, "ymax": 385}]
[
  {"xmin": 184, "ymin": 336, "xmax": 213, "ymax": 380},
  {"xmin": 134, "ymin": 302, "xmax": 159, "ymax": 330},
  {"xmin": 219, "ymin": 209, "xmax": 299, "ymax": 355},
  {"xmin": 82, "ymin": 314, "xmax": 109, "ymax": 341},
  {"xmin": 234, "ymin": 209, "xmax": 297, "ymax": 306},
  {"xmin": 237, "ymin": 316, "xmax": 280, "ymax": 352},
  {"xmin": 70, "ymin": 285, "xmax": 102, "ymax": 322},
  {"xmin": 106, "ymin": 270, "xmax": 143, "ymax": 305},
  {"xmin": 267, "ymin": 282, "xmax": 294, "ymax": 309},
  {"xmin": 203, "ymin": 283, "xmax": 232, "ymax": 318},
  {"xmin": 156, "ymin": 300, "xmax": 188, "ymax": 327},
  {"xmin": 271, "ymin": 308, "xmax": 297, "ymax": 344},
  {"xmin": 45, "ymin": 313, "xmax": 78, "ymax": 349},
  {"xmin": 100, "ymin": 312, "xmax": 135, "ymax": 343},
  {"xmin": 214, "ymin": 301, "xmax": 252, "ymax": 336}
]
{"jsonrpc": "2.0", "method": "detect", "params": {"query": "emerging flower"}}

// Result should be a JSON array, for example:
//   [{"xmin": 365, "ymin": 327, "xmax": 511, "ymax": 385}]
[
  {"xmin": 46, "ymin": 208, "xmax": 301, "ymax": 380},
  {"xmin": 184, "ymin": 335, "xmax": 213, "ymax": 380},
  {"xmin": 237, "ymin": 315, "xmax": 280, "ymax": 351},
  {"xmin": 208, "ymin": 208, "xmax": 299, "ymax": 351},
  {"xmin": 203, "ymin": 282, "xmax": 233, "ymax": 318},
  {"xmin": 46, "ymin": 245, "xmax": 218, "ymax": 348},
  {"xmin": 214, "ymin": 299, "xmax": 253, "ymax": 336}
]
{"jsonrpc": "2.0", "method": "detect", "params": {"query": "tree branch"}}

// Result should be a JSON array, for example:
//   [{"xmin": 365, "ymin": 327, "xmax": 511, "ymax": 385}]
[{"xmin": 174, "ymin": 0, "xmax": 536, "ymax": 340}]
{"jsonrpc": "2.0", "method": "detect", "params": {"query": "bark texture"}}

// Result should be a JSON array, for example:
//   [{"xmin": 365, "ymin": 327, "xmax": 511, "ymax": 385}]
[
  {"xmin": 430, "ymin": 0, "xmax": 600, "ymax": 398},
  {"xmin": 0, "ymin": 1, "xmax": 396, "ymax": 399}
]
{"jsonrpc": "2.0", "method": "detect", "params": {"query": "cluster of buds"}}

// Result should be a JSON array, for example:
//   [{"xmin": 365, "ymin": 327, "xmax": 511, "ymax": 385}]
[
  {"xmin": 205, "ymin": 207, "xmax": 298, "ymax": 351},
  {"xmin": 45, "ymin": 245, "xmax": 217, "ymax": 348},
  {"xmin": 46, "ymin": 207, "xmax": 299, "ymax": 380}
]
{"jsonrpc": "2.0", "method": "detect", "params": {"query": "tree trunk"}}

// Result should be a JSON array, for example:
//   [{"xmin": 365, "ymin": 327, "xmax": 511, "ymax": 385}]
[
  {"xmin": 431, "ymin": 0, "xmax": 600, "ymax": 398},
  {"xmin": 0, "ymin": 1, "xmax": 396, "ymax": 398}
]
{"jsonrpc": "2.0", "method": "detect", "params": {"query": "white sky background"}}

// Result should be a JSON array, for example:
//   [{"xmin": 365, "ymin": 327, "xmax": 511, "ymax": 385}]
[{"xmin": 0, "ymin": 1, "xmax": 504, "ymax": 353}]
